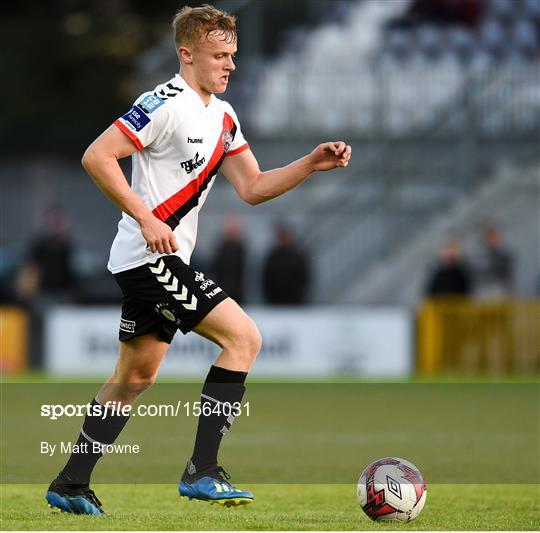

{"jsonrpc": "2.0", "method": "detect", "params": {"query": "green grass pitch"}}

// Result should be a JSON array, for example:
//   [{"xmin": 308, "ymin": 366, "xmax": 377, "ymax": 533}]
[
  {"xmin": 1, "ymin": 376, "xmax": 538, "ymax": 529},
  {"xmin": 1, "ymin": 483, "xmax": 539, "ymax": 530}
]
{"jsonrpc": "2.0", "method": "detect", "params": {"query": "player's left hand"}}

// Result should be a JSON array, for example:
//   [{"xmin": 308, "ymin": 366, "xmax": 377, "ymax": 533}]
[{"xmin": 309, "ymin": 141, "xmax": 352, "ymax": 171}]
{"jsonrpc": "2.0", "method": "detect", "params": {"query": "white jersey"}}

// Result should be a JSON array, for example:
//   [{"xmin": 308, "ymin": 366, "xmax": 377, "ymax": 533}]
[{"xmin": 108, "ymin": 74, "xmax": 249, "ymax": 274}]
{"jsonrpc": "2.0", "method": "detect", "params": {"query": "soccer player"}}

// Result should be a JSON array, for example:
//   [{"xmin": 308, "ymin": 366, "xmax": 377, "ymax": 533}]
[{"xmin": 45, "ymin": 4, "xmax": 351, "ymax": 514}]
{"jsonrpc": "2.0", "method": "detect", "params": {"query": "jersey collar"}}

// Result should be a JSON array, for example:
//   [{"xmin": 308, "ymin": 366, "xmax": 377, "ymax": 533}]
[{"xmin": 175, "ymin": 74, "xmax": 215, "ymax": 109}]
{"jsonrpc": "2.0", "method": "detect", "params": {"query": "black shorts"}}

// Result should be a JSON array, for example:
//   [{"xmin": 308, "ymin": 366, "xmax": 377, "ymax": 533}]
[{"xmin": 113, "ymin": 256, "xmax": 228, "ymax": 343}]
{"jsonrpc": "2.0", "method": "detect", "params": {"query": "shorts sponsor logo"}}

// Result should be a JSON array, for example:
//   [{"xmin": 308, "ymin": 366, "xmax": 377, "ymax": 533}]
[
  {"xmin": 138, "ymin": 94, "xmax": 165, "ymax": 114},
  {"xmin": 180, "ymin": 152, "xmax": 206, "ymax": 174},
  {"xmin": 206, "ymin": 287, "xmax": 222, "ymax": 299},
  {"xmin": 200, "ymin": 279, "xmax": 215, "ymax": 291},
  {"xmin": 121, "ymin": 106, "xmax": 150, "ymax": 132},
  {"xmin": 222, "ymin": 129, "xmax": 233, "ymax": 153},
  {"xmin": 187, "ymin": 137, "xmax": 203, "ymax": 143},
  {"xmin": 194, "ymin": 271, "xmax": 215, "ymax": 291},
  {"xmin": 119, "ymin": 318, "xmax": 136, "ymax": 333},
  {"xmin": 154, "ymin": 302, "xmax": 182, "ymax": 326}
]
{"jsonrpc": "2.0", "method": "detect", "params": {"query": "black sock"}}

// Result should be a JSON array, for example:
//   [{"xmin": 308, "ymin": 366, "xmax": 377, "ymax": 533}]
[
  {"xmin": 59, "ymin": 398, "xmax": 130, "ymax": 485},
  {"xmin": 187, "ymin": 365, "xmax": 247, "ymax": 476}
]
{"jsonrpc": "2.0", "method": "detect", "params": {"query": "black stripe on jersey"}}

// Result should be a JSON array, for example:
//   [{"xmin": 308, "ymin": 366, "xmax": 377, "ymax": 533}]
[
  {"xmin": 164, "ymin": 123, "xmax": 238, "ymax": 230},
  {"xmin": 164, "ymin": 154, "xmax": 226, "ymax": 230}
]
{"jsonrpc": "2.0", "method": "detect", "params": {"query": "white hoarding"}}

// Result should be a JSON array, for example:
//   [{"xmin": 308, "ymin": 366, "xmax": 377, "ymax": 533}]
[{"xmin": 45, "ymin": 306, "xmax": 411, "ymax": 377}]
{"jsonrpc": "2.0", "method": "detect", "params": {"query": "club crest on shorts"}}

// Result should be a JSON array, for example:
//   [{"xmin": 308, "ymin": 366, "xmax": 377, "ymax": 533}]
[
  {"xmin": 154, "ymin": 302, "xmax": 182, "ymax": 325},
  {"xmin": 222, "ymin": 129, "xmax": 233, "ymax": 153}
]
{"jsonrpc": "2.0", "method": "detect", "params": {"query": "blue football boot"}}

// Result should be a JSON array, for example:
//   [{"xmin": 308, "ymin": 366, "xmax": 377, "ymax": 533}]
[
  {"xmin": 178, "ymin": 464, "xmax": 253, "ymax": 507},
  {"xmin": 45, "ymin": 474, "xmax": 105, "ymax": 515}
]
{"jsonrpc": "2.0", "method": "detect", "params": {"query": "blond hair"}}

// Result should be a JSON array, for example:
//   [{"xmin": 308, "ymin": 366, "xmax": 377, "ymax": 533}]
[{"xmin": 172, "ymin": 4, "xmax": 237, "ymax": 49}]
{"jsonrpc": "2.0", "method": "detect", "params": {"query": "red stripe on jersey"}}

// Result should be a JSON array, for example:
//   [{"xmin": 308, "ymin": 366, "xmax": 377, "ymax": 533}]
[
  {"xmin": 114, "ymin": 119, "xmax": 144, "ymax": 151},
  {"xmin": 226, "ymin": 143, "xmax": 249, "ymax": 157},
  {"xmin": 152, "ymin": 112, "xmax": 236, "ymax": 222}
]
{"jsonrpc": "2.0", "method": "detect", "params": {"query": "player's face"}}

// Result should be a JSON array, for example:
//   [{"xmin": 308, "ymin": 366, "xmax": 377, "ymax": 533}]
[{"xmin": 191, "ymin": 30, "xmax": 237, "ymax": 96}]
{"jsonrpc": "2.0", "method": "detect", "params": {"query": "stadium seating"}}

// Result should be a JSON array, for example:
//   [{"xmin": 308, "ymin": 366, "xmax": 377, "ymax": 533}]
[
  {"xmin": 239, "ymin": 0, "xmax": 540, "ymax": 304},
  {"xmin": 247, "ymin": 0, "xmax": 540, "ymax": 137}
]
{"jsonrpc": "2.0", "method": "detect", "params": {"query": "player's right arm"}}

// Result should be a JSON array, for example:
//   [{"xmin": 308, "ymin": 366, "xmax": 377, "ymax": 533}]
[{"xmin": 82, "ymin": 125, "xmax": 179, "ymax": 254}]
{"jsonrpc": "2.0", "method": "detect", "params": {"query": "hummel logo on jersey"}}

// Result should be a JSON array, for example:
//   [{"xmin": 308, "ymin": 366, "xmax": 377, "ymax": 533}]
[
  {"xmin": 180, "ymin": 152, "xmax": 206, "ymax": 174},
  {"xmin": 187, "ymin": 137, "xmax": 203, "ymax": 144}
]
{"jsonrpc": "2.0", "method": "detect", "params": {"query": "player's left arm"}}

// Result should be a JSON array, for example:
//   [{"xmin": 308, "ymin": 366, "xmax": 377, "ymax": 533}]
[{"xmin": 220, "ymin": 141, "xmax": 352, "ymax": 205}]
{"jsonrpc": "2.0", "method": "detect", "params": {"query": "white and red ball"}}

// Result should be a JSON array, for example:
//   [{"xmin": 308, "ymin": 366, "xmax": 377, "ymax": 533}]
[{"xmin": 357, "ymin": 457, "xmax": 427, "ymax": 522}]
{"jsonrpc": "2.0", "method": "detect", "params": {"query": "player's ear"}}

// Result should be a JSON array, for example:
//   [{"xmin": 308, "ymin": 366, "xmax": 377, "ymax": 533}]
[{"xmin": 178, "ymin": 46, "xmax": 193, "ymax": 65}]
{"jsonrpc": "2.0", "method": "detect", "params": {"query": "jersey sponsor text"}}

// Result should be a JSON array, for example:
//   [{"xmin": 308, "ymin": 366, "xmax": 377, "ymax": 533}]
[{"xmin": 180, "ymin": 152, "xmax": 206, "ymax": 174}]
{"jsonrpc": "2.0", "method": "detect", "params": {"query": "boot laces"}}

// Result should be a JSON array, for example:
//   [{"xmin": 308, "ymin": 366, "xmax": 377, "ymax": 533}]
[
  {"xmin": 83, "ymin": 488, "xmax": 102, "ymax": 508},
  {"xmin": 214, "ymin": 466, "xmax": 231, "ymax": 483}
]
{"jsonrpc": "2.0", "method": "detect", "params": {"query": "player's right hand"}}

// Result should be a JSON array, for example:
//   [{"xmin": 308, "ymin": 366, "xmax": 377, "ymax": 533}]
[{"xmin": 139, "ymin": 214, "xmax": 179, "ymax": 254}]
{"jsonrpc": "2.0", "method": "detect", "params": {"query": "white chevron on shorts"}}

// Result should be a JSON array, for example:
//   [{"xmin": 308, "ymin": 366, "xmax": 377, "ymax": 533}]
[
  {"xmin": 156, "ymin": 269, "xmax": 172, "ymax": 283},
  {"xmin": 163, "ymin": 277, "xmax": 178, "ymax": 292},
  {"xmin": 149, "ymin": 259, "xmax": 166, "ymax": 275},
  {"xmin": 172, "ymin": 285, "xmax": 188, "ymax": 301},
  {"xmin": 173, "ymin": 285, "xmax": 197, "ymax": 311},
  {"xmin": 174, "ymin": 289, "xmax": 198, "ymax": 311},
  {"xmin": 182, "ymin": 294, "xmax": 198, "ymax": 311},
  {"xmin": 149, "ymin": 259, "xmax": 198, "ymax": 311}
]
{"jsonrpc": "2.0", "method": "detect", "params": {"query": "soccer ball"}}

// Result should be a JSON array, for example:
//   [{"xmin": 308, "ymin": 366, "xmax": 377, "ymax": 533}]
[{"xmin": 357, "ymin": 457, "xmax": 427, "ymax": 522}]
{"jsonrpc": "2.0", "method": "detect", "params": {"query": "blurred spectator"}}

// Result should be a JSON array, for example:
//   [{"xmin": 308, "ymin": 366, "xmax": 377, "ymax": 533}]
[
  {"xmin": 409, "ymin": 0, "xmax": 484, "ymax": 27},
  {"xmin": 16, "ymin": 206, "xmax": 79, "ymax": 304},
  {"xmin": 391, "ymin": 0, "xmax": 484, "ymax": 28},
  {"xmin": 425, "ymin": 239, "xmax": 472, "ymax": 297},
  {"xmin": 472, "ymin": 223, "xmax": 514, "ymax": 299},
  {"xmin": 209, "ymin": 215, "xmax": 247, "ymax": 304},
  {"xmin": 262, "ymin": 224, "xmax": 311, "ymax": 305},
  {"xmin": 13, "ymin": 205, "xmax": 79, "ymax": 369}
]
